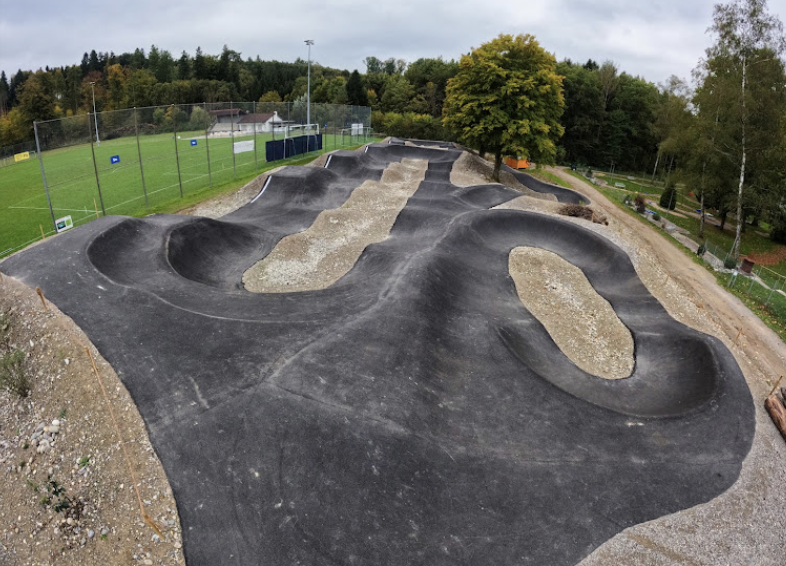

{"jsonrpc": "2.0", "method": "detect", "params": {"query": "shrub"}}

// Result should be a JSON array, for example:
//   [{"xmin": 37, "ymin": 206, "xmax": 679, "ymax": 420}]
[
  {"xmin": 0, "ymin": 348, "xmax": 27, "ymax": 397},
  {"xmin": 659, "ymin": 181, "xmax": 678, "ymax": 210},
  {"xmin": 697, "ymin": 242, "xmax": 706, "ymax": 257},
  {"xmin": 724, "ymin": 257, "xmax": 738, "ymax": 270},
  {"xmin": 0, "ymin": 313, "xmax": 29, "ymax": 397},
  {"xmin": 634, "ymin": 194, "xmax": 647, "ymax": 214},
  {"xmin": 652, "ymin": 213, "xmax": 661, "ymax": 221}
]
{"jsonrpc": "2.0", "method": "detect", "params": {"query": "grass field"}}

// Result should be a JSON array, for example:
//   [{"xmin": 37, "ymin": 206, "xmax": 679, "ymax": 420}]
[{"xmin": 1, "ymin": 130, "xmax": 377, "ymax": 258}]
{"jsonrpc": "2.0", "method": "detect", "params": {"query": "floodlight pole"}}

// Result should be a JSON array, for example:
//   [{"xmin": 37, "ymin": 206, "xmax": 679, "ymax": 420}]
[
  {"xmin": 305, "ymin": 39, "xmax": 314, "ymax": 152},
  {"xmin": 89, "ymin": 81, "xmax": 100, "ymax": 145}
]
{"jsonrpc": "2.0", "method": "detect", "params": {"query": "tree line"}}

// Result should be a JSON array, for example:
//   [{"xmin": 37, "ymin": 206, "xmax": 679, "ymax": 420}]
[
  {"xmin": 0, "ymin": 43, "xmax": 666, "ymax": 173},
  {"xmin": 4, "ymin": 0, "xmax": 784, "ymax": 255}
]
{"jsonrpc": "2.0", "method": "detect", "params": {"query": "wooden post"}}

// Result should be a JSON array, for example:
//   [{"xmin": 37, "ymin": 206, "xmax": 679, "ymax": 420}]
[
  {"xmin": 40, "ymin": 225, "xmax": 45, "ymax": 240},
  {"xmin": 35, "ymin": 287, "xmax": 49, "ymax": 313}
]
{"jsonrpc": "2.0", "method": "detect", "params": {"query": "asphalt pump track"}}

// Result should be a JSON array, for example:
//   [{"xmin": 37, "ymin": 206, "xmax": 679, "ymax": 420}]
[{"xmin": 0, "ymin": 142, "xmax": 755, "ymax": 565}]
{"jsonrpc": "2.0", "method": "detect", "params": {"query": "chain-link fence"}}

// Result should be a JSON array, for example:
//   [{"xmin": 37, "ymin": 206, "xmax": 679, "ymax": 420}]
[
  {"xmin": 1, "ymin": 102, "xmax": 373, "ymax": 258},
  {"xmin": 0, "ymin": 141, "xmax": 37, "ymax": 168}
]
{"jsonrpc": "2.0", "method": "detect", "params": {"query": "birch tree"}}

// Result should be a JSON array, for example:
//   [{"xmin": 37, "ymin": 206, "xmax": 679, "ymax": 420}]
[{"xmin": 701, "ymin": 0, "xmax": 785, "ymax": 258}]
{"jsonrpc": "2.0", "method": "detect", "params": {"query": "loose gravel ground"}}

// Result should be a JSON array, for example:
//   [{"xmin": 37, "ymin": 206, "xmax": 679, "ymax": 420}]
[{"xmin": 0, "ymin": 277, "xmax": 185, "ymax": 566}]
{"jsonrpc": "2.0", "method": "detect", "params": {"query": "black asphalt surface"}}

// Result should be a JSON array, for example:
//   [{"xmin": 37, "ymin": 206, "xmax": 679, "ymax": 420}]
[{"xmin": 1, "ymin": 142, "xmax": 755, "ymax": 566}]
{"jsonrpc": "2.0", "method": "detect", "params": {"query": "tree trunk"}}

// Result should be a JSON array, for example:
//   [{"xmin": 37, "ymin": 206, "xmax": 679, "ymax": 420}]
[
  {"xmin": 731, "ymin": 56, "xmax": 747, "ymax": 259},
  {"xmin": 493, "ymin": 150, "xmax": 502, "ymax": 182},
  {"xmin": 651, "ymin": 151, "xmax": 660, "ymax": 184},
  {"xmin": 719, "ymin": 210, "xmax": 728, "ymax": 231},
  {"xmin": 699, "ymin": 160, "xmax": 707, "ymax": 239}
]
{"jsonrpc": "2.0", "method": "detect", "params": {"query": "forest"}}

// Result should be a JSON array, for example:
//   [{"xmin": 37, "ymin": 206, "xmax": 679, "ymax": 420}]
[{"xmin": 0, "ymin": 44, "xmax": 665, "ymax": 175}]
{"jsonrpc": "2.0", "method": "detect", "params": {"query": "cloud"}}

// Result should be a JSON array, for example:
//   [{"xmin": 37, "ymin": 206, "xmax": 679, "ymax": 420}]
[{"xmin": 2, "ymin": 0, "xmax": 785, "ymax": 85}]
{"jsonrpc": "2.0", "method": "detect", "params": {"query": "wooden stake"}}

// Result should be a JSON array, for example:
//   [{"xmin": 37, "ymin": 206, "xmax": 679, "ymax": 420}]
[
  {"xmin": 94, "ymin": 198, "xmax": 100, "ymax": 219},
  {"xmin": 35, "ymin": 287, "xmax": 49, "ymax": 313},
  {"xmin": 768, "ymin": 375, "xmax": 784, "ymax": 398},
  {"xmin": 40, "ymin": 225, "xmax": 46, "ymax": 240},
  {"xmin": 84, "ymin": 346, "xmax": 163, "ymax": 537},
  {"xmin": 764, "ymin": 394, "xmax": 786, "ymax": 442}
]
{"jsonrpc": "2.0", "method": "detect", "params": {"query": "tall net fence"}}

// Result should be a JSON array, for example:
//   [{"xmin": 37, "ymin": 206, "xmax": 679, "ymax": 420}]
[{"xmin": 1, "ymin": 102, "xmax": 373, "ymax": 258}]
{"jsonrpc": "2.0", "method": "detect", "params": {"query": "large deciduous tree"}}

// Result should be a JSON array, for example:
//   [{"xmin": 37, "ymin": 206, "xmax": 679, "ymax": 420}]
[
  {"xmin": 442, "ymin": 34, "xmax": 564, "ymax": 181},
  {"xmin": 699, "ymin": 0, "xmax": 786, "ymax": 258}
]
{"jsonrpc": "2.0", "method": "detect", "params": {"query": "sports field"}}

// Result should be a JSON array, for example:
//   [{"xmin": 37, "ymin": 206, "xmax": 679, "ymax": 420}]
[{"xmin": 1, "ymin": 129, "xmax": 375, "ymax": 258}]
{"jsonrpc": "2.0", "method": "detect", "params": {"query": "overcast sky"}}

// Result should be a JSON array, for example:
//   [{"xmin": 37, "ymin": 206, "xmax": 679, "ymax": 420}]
[{"xmin": 3, "ymin": 0, "xmax": 786, "ymax": 87}]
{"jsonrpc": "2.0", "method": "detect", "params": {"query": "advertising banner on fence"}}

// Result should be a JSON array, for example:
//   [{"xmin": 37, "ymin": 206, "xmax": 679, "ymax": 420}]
[
  {"xmin": 14, "ymin": 152, "xmax": 30, "ymax": 163},
  {"xmin": 233, "ymin": 140, "xmax": 254, "ymax": 154}
]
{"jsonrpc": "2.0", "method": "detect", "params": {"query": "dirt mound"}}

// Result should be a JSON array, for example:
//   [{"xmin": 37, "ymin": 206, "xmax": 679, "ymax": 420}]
[
  {"xmin": 0, "ymin": 277, "xmax": 184, "ymax": 566},
  {"xmin": 450, "ymin": 152, "xmax": 554, "ymax": 201},
  {"xmin": 746, "ymin": 246, "xmax": 786, "ymax": 266},
  {"xmin": 509, "ymin": 246, "xmax": 635, "ymax": 379},
  {"xmin": 243, "ymin": 158, "xmax": 428, "ymax": 292}
]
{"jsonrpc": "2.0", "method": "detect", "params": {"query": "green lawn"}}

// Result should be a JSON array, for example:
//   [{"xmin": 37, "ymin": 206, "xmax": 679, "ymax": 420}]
[{"xmin": 1, "ymin": 131, "xmax": 378, "ymax": 258}]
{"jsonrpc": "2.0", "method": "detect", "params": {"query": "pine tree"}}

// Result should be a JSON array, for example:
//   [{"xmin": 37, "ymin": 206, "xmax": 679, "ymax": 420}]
[
  {"xmin": 0, "ymin": 71, "xmax": 9, "ymax": 115},
  {"xmin": 346, "ymin": 70, "xmax": 368, "ymax": 106}
]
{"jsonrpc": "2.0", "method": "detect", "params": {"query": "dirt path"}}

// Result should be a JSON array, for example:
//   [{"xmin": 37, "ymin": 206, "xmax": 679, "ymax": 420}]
[{"xmin": 546, "ymin": 165, "xmax": 786, "ymax": 566}]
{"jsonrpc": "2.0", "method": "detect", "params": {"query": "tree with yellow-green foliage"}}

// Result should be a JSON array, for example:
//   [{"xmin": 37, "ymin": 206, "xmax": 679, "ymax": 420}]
[{"xmin": 442, "ymin": 34, "xmax": 565, "ymax": 181}]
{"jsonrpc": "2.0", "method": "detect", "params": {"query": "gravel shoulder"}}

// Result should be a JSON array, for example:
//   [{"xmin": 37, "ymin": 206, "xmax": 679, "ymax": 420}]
[
  {"xmin": 545, "ymin": 166, "xmax": 786, "ymax": 566},
  {"xmin": 0, "ymin": 276, "xmax": 185, "ymax": 566}
]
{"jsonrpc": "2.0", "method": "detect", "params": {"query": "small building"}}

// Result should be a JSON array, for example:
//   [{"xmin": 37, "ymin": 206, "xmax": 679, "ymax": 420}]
[
  {"xmin": 208, "ymin": 108, "xmax": 243, "ymax": 126},
  {"xmin": 237, "ymin": 112, "xmax": 287, "ymax": 134}
]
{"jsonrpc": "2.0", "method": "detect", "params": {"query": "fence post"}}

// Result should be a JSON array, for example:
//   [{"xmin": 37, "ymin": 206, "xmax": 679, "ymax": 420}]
[
  {"xmin": 88, "ymin": 112, "xmax": 107, "ymax": 215},
  {"xmin": 172, "ymin": 105, "xmax": 184, "ymax": 198},
  {"xmin": 253, "ymin": 101, "xmax": 259, "ymax": 171},
  {"xmin": 766, "ymin": 278, "xmax": 781, "ymax": 306},
  {"xmin": 33, "ymin": 122, "xmax": 57, "ymax": 230},
  {"xmin": 133, "ymin": 108, "xmax": 149, "ymax": 208},
  {"xmin": 230, "ymin": 101, "xmax": 237, "ymax": 179},
  {"xmin": 204, "ymin": 103, "xmax": 212, "ymax": 187}
]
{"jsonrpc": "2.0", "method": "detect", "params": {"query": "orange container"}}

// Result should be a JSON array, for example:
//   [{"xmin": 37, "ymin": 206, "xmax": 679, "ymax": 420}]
[{"xmin": 505, "ymin": 156, "xmax": 530, "ymax": 170}]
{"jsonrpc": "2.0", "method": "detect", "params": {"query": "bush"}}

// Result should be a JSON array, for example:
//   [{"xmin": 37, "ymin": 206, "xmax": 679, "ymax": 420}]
[
  {"xmin": 0, "ymin": 312, "xmax": 29, "ymax": 397},
  {"xmin": 634, "ymin": 194, "xmax": 647, "ymax": 214},
  {"xmin": 724, "ymin": 257, "xmax": 738, "ymax": 270},
  {"xmin": 652, "ymin": 213, "xmax": 661, "ymax": 221},
  {"xmin": 697, "ymin": 242, "xmax": 706, "ymax": 257},
  {"xmin": 374, "ymin": 111, "xmax": 445, "ymax": 140},
  {"xmin": 0, "ymin": 348, "xmax": 27, "ymax": 397}
]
